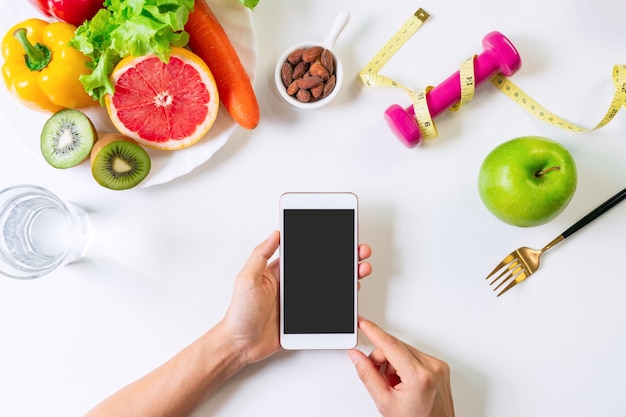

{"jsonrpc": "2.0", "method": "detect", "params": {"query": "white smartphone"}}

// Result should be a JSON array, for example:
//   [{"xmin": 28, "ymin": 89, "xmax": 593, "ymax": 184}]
[{"xmin": 279, "ymin": 192, "xmax": 359, "ymax": 350}]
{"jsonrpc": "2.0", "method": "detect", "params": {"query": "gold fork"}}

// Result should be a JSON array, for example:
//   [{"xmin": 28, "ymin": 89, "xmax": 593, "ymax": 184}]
[{"xmin": 487, "ymin": 187, "xmax": 626, "ymax": 296}]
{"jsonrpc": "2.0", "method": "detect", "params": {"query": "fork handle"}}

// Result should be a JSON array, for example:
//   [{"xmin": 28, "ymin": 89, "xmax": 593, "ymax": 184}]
[{"xmin": 562, "ymin": 188, "xmax": 626, "ymax": 239}]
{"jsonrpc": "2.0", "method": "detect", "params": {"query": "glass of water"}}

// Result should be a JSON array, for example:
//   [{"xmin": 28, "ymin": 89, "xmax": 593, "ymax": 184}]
[{"xmin": 0, "ymin": 184, "xmax": 91, "ymax": 280}]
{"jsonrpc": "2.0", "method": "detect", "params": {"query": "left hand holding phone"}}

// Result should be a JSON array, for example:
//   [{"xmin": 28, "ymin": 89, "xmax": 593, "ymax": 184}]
[
  {"xmin": 221, "ymin": 230, "xmax": 283, "ymax": 365},
  {"xmin": 222, "ymin": 231, "xmax": 373, "ymax": 364}
]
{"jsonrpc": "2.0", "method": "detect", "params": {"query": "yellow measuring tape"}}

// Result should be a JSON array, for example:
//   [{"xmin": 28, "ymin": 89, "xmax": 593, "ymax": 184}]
[
  {"xmin": 491, "ymin": 66, "xmax": 626, "ymax": 132},
  {"xmin": 358, "ymin": 8, "xmax": 439, "ymax": 139},
  {"xmin": 359, "ymin": 8, "xmax": 626, "ymax": 139}
]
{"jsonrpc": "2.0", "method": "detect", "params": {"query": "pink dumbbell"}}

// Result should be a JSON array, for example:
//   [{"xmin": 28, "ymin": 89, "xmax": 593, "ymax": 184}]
[{"xmin": 384, "ymin": 31, "xmax": 522, "ymax": 148}]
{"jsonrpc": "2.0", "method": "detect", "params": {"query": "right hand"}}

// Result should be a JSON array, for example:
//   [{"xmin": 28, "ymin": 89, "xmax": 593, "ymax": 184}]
[{"xmin": 348, "ymin": 318, "xmax": 455, "ymax": 417}]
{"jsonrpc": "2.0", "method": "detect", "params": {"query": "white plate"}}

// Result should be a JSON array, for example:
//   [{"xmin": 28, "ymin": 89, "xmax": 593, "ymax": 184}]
[{"xmin": 0, "ymin": 0, "xmax": 257, "ymax": 188}]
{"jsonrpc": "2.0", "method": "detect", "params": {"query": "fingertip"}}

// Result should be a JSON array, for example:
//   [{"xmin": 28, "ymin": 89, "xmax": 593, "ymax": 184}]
[
  {"xmin": 358, "ymin": 243, "xmax": 372, "ymax": 260},
  {"xmin": 357, "ymin": 315, "xmax": 372, "ymax": 329},
  {"xmin": 358, "ymin": 261, "xmax": 372, "ymax": 279},
  {"xmin": 247, "ymin": 231, "xmax": 280, "ymax": 266},
  {"xmin": 263, "ymin": 230, "xmax": 280, "ymax": 250},
  {"xmin": 268, "ymin": 230, "xmax": 280, "ymax": 243},
  {"xmin": 348, "ymin": 346, "xmax": 390, "ymax": 399},
  {"xmin": 347, "ymin": 349, "xmax": 363, "ymax": 365},
  {"xmin": 356, "ymin": 317, "xmax": 386, "ymax": 342}
]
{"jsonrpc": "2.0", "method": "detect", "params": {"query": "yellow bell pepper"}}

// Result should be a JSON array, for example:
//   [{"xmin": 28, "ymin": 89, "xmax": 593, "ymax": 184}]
[{"xmin": 1, "ymin": 18, "xmax": 94, "ymax": 112}]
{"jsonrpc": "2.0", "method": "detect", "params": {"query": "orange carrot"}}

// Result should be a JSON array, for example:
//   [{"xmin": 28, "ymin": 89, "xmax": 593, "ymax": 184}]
[{"xmin": 185, "ymin": 0, "xmax": 260, "ymax": 130}]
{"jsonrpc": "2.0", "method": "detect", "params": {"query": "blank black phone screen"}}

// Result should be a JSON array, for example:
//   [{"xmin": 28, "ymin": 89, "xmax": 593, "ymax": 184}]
[{"xmin": 283, "ymin": 209, "xmax": 355, "ymax": 334}]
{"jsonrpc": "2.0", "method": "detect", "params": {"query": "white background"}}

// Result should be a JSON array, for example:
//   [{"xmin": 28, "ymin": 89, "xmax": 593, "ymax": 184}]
[{"xmin": 1, "ymin": 0, "xmax": 626, "ymax": 416}]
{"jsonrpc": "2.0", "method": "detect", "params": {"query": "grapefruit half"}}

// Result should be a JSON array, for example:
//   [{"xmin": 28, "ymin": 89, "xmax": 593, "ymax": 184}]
[{"xmin": 105, "ymin": 47, "xmax": 219, "ymax": 151}]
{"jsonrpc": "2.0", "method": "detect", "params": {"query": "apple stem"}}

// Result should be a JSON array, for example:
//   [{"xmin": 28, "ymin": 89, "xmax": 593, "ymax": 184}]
[{"xmin": 534, "ymin": 166, "xmax": 561, "ymax": 178}]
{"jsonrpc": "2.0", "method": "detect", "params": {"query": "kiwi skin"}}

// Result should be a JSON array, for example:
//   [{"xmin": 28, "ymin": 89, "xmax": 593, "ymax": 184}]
[
  {"xmin": 40, "ymin": 109, "xmax": 97, "ymax": 169},
  {"xmin": 91, "ymin": 133, "xmax": 151, "ymax": 190}
]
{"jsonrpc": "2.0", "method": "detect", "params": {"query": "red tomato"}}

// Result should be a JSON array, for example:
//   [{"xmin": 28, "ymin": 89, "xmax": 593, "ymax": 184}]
[{"xmin": 27, "ymin": 0, "xmax": 104, "ymax": 26}]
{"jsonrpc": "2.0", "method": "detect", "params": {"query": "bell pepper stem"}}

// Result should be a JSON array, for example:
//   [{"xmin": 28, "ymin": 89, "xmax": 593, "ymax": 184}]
[{"xmin": 13, "ymin": 28, "xmax": 51, "ymax": 71}]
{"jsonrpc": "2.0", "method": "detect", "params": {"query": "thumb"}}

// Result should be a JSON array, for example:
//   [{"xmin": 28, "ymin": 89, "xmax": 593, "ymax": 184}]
[
  {"xmin": 348, "ymin": 349, "xmax": 390, "ymax": 403},
  {"xmin": 239, "ymin": 231, "xmax": 280, "ymax": 279}
]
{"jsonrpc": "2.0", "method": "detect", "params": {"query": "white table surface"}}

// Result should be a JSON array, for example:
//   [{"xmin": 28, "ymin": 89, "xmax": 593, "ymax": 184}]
[{"xmin": 1, "ymin": 0, "xmax": 626, "ymax": 416}]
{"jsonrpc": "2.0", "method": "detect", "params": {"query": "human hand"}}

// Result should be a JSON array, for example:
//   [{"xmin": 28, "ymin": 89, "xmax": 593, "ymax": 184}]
[
  {"xmin": 222, "ymin": 231, "xmax": 373, "ymax": 366},
  {"xmin": 348, "ymin": 318, "xmax": 455, "ymax": 417}
]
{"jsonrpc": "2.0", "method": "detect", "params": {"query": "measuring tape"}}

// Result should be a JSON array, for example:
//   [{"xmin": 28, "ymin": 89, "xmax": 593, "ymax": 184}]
[
  {"xmin": 358, "ymin": 8, "xmax": 439, "ymax": 139},
  {"xmin": 359, "ymin": 8, "xmax": 626, "ymax": 139},
  {"xmin": 491, "ymin": 66, "xmax": 626, "ymax": 132}
]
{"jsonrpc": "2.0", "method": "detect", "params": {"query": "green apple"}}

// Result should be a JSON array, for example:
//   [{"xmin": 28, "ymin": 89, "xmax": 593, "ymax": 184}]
[{"xmin": 478, "ymin": 136, "xmax": 577, "ymax": 227}]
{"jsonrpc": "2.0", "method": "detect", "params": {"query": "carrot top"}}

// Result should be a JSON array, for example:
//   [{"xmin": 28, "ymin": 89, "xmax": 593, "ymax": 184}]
[{"xmin": 239, "ymin": 0, "xmax": 259, "ymax": 8}]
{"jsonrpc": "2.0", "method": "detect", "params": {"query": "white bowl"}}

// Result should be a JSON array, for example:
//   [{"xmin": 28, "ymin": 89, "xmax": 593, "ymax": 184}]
[{"xmin": 274, "ymin": 11, "xmax": 349, "ymax": 109}]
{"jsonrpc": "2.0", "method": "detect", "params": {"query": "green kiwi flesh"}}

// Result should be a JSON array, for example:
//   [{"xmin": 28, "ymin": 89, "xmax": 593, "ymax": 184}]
[
  {"xmin": 92, "ymin": 139, "xmax": 151, "ymax": 190},
  {"xmin": 40, "ymin": 109, "xmax": 96, "ymax": 169}
]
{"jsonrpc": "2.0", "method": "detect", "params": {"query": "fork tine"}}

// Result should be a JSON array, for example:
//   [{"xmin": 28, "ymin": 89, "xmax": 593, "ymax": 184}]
[
  {"xmin": 485, "ymin": 253, "xmax": 516, "ymax": 280},
  {"xmin": 492, "ymin": 263, "xmax": 524, "ymax": 291},
  {"xmin": 487, "ymin": 258, "xmax": 520, "ymax": 287},
  {"xmin": 497, "ymin": 271, "xmax": 529, "ymax": 297}
]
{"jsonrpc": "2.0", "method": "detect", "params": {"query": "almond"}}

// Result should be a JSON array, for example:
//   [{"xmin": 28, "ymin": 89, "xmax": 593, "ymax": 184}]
[
  {"xmin": 310, "ymin": 61, "xmax": 330, "ymax": 80},
  {"xmin": 292, "ymin": 61, "xmax": 309, "ymax": 80},
  {"xmin": 321, "ymin": 49, "xmax": 335, "ymax": 75},
  {"xmin": 322, "ymin": 74, "xmax": 336, "ymax": 98},
  {"xmin": 296, "ymin": 88, "xmax": 311, "ymax": 102},
  {"xmin": 298, "ymin": 75, "xmax": 324, "ymax": 90},
  {"xmin": 281, "ymin": 62, "xmax": 293, "ymax": 87},
  {"xmin": 310, "ymin": 83, "xmax": 324, "ymax": 98},
  {"xmin": 287, "ymin": 80, "xmax": 300, "ymax": 96},
  {"xmin": 287, "ymin": 48, "xmax": 305, "ymax": 65},
  {"xmin": 302, "ymin": 46, "xmax": 323, "ymax": 63}
]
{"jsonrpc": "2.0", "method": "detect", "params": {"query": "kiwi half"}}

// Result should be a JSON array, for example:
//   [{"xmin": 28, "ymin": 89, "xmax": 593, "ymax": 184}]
[
  {"xmin": 40, "ymin": 109, "xmax": 97, "ymax": 169},
  {"xmin": 91, "ymin": 133, "xmax": 151, "ymax": 190}
]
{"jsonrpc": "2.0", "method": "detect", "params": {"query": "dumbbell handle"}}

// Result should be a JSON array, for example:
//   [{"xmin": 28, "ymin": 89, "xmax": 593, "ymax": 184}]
[{"xmin": 385, "ymin": 31, "xmax": 522, "ymax": 148}]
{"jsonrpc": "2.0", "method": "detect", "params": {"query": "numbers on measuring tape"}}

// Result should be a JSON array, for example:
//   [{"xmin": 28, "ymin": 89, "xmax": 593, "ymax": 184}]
[
  {"xmin": 411, "ymin": 86, "xmax": 438, "ymax": 139},
  {"xmin": 450, "ymin": 56, "xmax": 477, "ymax": 112}
]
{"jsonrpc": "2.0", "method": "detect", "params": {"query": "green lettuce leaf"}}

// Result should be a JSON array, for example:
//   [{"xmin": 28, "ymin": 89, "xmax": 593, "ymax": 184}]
[{"xmin": 70, "ymin": 0, "xmax": 194, "ymax": 104}]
